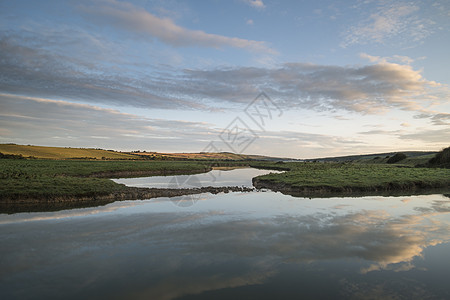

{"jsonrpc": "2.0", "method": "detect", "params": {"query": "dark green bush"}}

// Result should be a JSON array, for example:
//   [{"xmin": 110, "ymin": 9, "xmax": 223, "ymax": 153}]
[
  {"xmin": 428, "ymin": 147, "xmax": 450, "ymax": 168},
  {"xmin": 387, "ymin": 153, "xmax": 407, "ymax": 164}
]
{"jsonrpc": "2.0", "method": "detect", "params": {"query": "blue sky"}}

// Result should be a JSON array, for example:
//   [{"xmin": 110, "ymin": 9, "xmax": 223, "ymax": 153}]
[{"xmin": 0, "ymin": 0, "xmax": 449, "ymax": 158}]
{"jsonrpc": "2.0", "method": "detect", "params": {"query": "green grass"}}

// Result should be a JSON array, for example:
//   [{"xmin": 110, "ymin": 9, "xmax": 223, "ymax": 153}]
[
  {"xmin": 2, "ymin": 158, "xmax": 449, "ymax": 205},
  {"xmin": 252, "ymin": 162, "xmax": 450, "ymax": 192},
  {"xmin": 0, "ymin": 159, "xmax": 215, "ymax": 201},
  {"xmin": 1, "ymin": 176, "xmax": 127, "ymax": 199},
  {"xmin": 0, "ymin": 159, "xmax": 212, "ymax": 177},
  {"xmin": 355, "ymin": 153, "xmax": 436, "ymax": 167}
]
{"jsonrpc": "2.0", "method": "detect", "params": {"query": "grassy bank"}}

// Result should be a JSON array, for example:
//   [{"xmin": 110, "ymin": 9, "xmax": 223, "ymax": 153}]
[
  {"xmin": 2, "ymin": 156, "xmax": 450, "ymax": 213},
  {"xmin": 251, "ymin": 162, "xmax": 450, "ymax": 197},
  {"xmin": 0, "ymin": 159, "xmax": 215, "ymax": 202}
]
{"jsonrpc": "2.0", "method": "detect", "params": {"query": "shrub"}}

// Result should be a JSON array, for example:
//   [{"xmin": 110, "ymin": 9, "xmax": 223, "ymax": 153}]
[
  {"xmin": 387, "ymin": 153, "xmax": 407, "ymax": 164},
  {"xmin": 428, "ymin": 147, "xmax": 450, "ymax": 168},
  {"xmin": 0, "ymin": 152, "xmax": 25, "ymax": 159}
]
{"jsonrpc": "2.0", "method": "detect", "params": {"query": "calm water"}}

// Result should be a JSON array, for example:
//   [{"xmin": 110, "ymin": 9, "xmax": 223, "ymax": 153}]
[
  {"xmin": 1, "ymin": 168, "xmax": 449, "ymax": 299},
  {"xmin": 112, "ymin": 167, "xmax": 282, "ymax": 188}
]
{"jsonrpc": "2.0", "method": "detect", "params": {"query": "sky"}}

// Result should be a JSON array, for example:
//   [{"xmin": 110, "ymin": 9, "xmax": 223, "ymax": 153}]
[{"xmin": 0, "ymin": 0, "xmax": 449, "ymax": 159}]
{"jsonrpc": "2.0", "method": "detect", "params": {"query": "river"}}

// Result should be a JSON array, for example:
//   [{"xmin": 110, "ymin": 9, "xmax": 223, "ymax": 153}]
[{"xmin": 1, "ymin": 168, "xmax": 449, "ymax": 299}]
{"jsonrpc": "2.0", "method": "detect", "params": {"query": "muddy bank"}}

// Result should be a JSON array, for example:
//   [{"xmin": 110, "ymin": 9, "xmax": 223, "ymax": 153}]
[
  {"xmin": 0, "ymin": 185, "xmax": 254, "ymax": 214},
  {"xmin": 252, "ymin": 177, "xmax": 450, "ymax": 198}
]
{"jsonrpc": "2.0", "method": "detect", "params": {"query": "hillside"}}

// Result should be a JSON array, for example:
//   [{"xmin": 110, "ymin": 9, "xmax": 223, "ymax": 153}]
[
  {"xmin": 0, "ymin": 144, "xmax": 289, "ymax": 161},
  {"xmin": 306, "ymin": 151, "xmax": 437, "ymax": 164},
  {"xmin": 0, "ymin": 144, "xmax": 138, "ymax": 160},
  {"xmin": 130, "ymin": 151, "xmax": 289, "ymax": 161}
]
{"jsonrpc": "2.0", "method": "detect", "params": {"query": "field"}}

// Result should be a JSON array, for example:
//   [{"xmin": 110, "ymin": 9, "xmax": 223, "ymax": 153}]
[
  {"xmin": 132, "ymin": 151, "xmax": 283, "ymax": 161},
  {"xmin": 355, "ymin": 153, "xmax": 436, "ymax": 166},
  {"xmin": 0, "ymin": 144, "xmax": 285, "ymax": 161},
  {"xmin": 0, "ymin": 159, "xmax": 214, "ymax": 201},
  {"xmin": 0, "ymin": 144, "xmax": 138, "ymax": 160},
  {"xmin": 252, "ymin": 162, "xmax": 450, "ymax": 195}
]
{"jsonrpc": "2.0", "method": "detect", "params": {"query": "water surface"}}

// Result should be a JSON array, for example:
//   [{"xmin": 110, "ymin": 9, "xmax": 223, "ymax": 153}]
[
  {"xmin": 1, "ymin": 168, "xmax": 449, "ymax": 299},
  {"xmin": 112, "ymin": 167, "xmax": 280, "ymax": 188}
]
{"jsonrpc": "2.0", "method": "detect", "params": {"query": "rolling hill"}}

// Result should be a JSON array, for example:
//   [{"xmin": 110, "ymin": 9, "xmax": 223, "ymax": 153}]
[{"xmin": 0, "ymin": 144, "xmax": 290, "ymax": 161}]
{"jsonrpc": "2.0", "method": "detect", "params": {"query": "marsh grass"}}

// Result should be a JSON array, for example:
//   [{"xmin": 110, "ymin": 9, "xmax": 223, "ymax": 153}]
[
  {"xmin": 0, "ymin": 159, "xmax": 214, "ymax": 200},
  {"xmin": 252, "ymin": 162, "xmax": 450, "ymax": 191}
]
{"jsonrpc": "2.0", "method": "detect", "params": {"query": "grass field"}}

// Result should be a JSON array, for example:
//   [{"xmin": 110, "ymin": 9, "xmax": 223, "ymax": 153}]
[
  {"xmin": 0, "ymin": 159, "xmax": 215, "ymax": 201},
  {"xmin": 252, "ymin": 162, "xmax": 450, "ymax": 195},
  {"xmin": 0, "ymin": 144, "xmax": 285, "ymax": 161},
  {"xmin": 355, "ymin": 153, "xmax": 436, "ymax": 166},
  {"xmin": 132, "ymin": 151, "xmax": 280, "ymax": 160},
  {"xmin": 0, "ymin": 144, "xmax": 138, "ymax": 160}
]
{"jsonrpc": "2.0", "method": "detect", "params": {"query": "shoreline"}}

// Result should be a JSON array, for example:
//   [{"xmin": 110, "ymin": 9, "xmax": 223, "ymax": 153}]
[
  {"xmin": 252, "ymin": 177, "xmax": 450, "ymax": 198},
  {"xmin": 2, "ymin": 159, "xmax": 450, "ymax": 213},
  {"xmin": 0, "ymin": 185, "xmax": 255, "ymax": 214},
  {"xmin": 2, "ymin": 178, "xmax": 449, "ymax": 214}
]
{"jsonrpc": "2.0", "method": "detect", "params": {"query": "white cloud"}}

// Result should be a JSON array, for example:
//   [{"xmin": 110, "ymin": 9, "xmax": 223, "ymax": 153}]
[
  {"xmin": 342, "ymin": 2, "xmax": 434, "ymax": 47},
  {"xmin": 400, "ymin": 127, "xmax": 450, "ymax": 144},
  {"xmin": 0, "ymin": 94, "xmax": 216, "ymax": 151},
  {"xmin": 1, "ymin": 33, "xmax": 447, "ymax": 123},
  {"xmin": 79, "ymin": 0, "xmax": 274, "ymax": 53},
  {"xmin": 246, "ymin": 19, "xmax": 254, "ymax": 25},
  {"xmin": 242, "ymin": 0, "xmax": 265, "ymax": 9}
]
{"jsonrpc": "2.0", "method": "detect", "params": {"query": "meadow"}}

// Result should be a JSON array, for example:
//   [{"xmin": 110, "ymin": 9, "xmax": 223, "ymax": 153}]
[
  {"xmin": 252, "ymin": 161, "xmax": 450, "ymax": 195},
  {"xmin": 0, "ymin": 160, "xmax": 214, "ymax": 201}
]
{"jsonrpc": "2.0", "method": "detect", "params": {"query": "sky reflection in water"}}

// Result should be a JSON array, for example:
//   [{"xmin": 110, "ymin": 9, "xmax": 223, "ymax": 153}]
[{"xmin": 1, "ymin": 169, "xmax": 450, "ymax": 299}]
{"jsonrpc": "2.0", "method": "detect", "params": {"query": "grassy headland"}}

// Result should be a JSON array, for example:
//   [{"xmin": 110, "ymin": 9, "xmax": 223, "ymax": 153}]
[
  {"xmin": 0, "ymin": 159, "xmax": 255, "ymax": 212},
  {"xmin": 251, "ymin": 161, "xmax": 450, "ymax": 197}
]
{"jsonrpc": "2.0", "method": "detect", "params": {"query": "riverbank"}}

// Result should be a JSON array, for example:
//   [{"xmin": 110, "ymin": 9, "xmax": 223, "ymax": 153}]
[
  {"xmin": 2, "ymin": 159, "xmax": 450, "ymax": 213},
  {"xmin": 252, "ymin": 162, "xmax": 450, "ymax": 197},
  {"xmin": 0, "ymin": 185, "xmax": 255, "ymax": 213},
  {"xmin": 0, "ymin": 159, "xmax": 261, "ymax": 212}
]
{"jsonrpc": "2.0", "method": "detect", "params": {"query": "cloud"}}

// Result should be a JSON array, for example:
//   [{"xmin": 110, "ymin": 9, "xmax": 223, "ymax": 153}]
[
  {"xmin": 242, "ymin": 0, "xmax": 265, "ymax": 9},
  {"xmin": 79, "ymin": 0, "xmax": 274, "ymax": 53},
  {"xmin": 0, "ymin": 94, "xmax": 216, "ymax": 151},
  {"xmin": 1, "ymin": 32, "xmax": 446, "ymax": 118},
  {"xmin": 399, "ymin": 127, "xmax": 450, "ymax": 144},
  {"xmin": 415, "ymin": 112, "xmax": 450, "ymax": 126},
  {"xmin": 341, "ymin": 1, "xmax": 434, "ymax": 47},
  {"xmin": 0, "ymin": 93, "xmax": 369, "ymax": 157},
  {"xmin": 357, "ymin": 125, "xmax": 450, "ymax": 148},
  {"xmin": 0, "ymin": 35, "xmax": 206, "ymax": 110},
  {"xmin": 178, "ymin": 60, "xmax": 443, "ymax": 114}
]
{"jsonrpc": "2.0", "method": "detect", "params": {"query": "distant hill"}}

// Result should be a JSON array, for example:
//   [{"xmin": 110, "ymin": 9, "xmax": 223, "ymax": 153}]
[
  {"xmin": 0, "ymin": 144, "xmax": 137, "ymax": 160},
  {"xmin": 0, "ymin": 144, "xmax": 291, "ymax": 161},
  {"xmin": 0, "ymin": 144, "xmax": 441, "ymax": 164},
  {"xmin": 305, "ymin": 151, "xmax": 438, "ymax": 163},
  {"xmin": 129, "ymin": 151, "xmax": 291, "ymax": 161}
]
